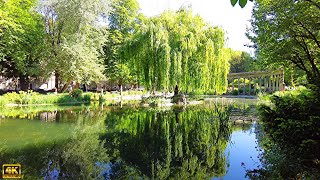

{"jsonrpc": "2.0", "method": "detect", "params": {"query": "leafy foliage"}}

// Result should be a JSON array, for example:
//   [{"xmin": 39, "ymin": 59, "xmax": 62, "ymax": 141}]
[
  {"xmin": 103, "ymin": 0, "xmax": 141, "ymax": 87},
  {"xmin": 230, "ymin": 0, "xmax": 253, "ymax": 8},
  {"xmin": 0, "ymin": 95, "xmax": 8, "ymax": 107},
  {"xmin": 70, "ymin": 89, "xmax": 83, "ymax": 100},
  {"xmin": 0, "ymin": 0, "xmax": 49, "ymax": 89},
  {"xmin": 229, "ymin": 50, "xmax": 256, "ymax": 73},
  {"xmin": 0, "ymin": 91, "xmax": 95, "ymax": 105},
  {"xmin": 125, "ymin": 9, "xmax": 230, "ymax": 94},
  {"xmin": 256, "ymin": 87, "xmax": 320, "ymax": 178},
  {"xmin": 248, "ymin": 0, "xmax": 320, "ymax": 88},
  {"xmin": 39, "ymin": 0, "xmax": 109, "ymax": 89}
]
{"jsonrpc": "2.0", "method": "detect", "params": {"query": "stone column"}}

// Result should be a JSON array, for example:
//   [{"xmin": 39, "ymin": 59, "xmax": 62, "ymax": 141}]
[
  {"xmin": 243, "ymin": 78, "xmax": 246, "ymax": 95},
  {"xmin": 268, "ymin": 76, "xmax": 272, "ymax": 92},
  {"xmin": 280, "ymin": 74, "xmax": 285, "ymax": 91},
  {"xmin": 248, "ymin": 78, "xmax": 251, "ymax": 95},
  {"xmin": 278, "ymin": 76, "xmax": 281, "ymax": 91},
  {"xmin": 273, "ymin": 75, "xmax": 275, "ymax": 91},
  {"xmin": 254, "ymin": 78, "xmax": 257, "ymax": 95},
  {"xmin": 269, "ymin": 75, "xmax": 272, "ymax": 92},
  {"xmin": 274, "ymin": 75, "xmax": 277, "ymax": 91},
  {"xmin": 232, "ymin": 79, "xmax": 234, "ymax": 92},
  {"xmin": 276, "ymin": 75, "xmax": 279, "ymax": 91},
  {"xmin": 238, "ymin": 78, "xmax": 240, "ymax": 94},
  {"xmin": 259, "ymin": 77, "xmax": 262, "ymax": 93},
  {"xmin": 273, "ymin": 75, "xmax": 277, "ymax": 92},
  {"xmin": 278, "ymin": 75, "xmax": 281, "ymax": 91},
  {"xmin": 264, "ymin": 76, "xmax": 267, "ymax": 92}
]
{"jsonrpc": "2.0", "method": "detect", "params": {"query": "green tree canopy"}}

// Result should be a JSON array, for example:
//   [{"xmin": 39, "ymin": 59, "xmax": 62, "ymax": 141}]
[
  {"xmin": 124, "ymin": 9, "xmax": 230, "ymax": 94},
  {"xmin": 103, "ymin": 0, "xmax": 142, "ymax": 91},
  {"xmin": 39, "ymin": 0, "xmax": 110, "ymax": 91},
  {"xmin": 0, "ymin": 0, "xmax": 48, "ymax": 90},
  {"xmin": 248, "ymin": 0, "xmax": 320, "ymax": 88},
  {"xmin": 229, "ymin": 50, "xmax": 256, "ymax": 73}
]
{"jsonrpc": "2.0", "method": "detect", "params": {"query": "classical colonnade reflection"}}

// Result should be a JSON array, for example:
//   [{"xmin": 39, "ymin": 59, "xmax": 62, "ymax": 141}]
[{"xmin": 228, "ymin": 69, "xmax": 285, "ymax": 95}]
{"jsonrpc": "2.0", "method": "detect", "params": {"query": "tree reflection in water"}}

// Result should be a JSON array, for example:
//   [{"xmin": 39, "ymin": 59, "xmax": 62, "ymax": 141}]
[
  {"xmin": 0, "ymin": 107, "xmax": 109, "ymax": 180},
  {"xmin": 0, "ymin": 105, "xmax": 233, "ymax": 179},
  {"xmin": 102, "ymin": 106, "xmax": 232, "ymax": 179}
]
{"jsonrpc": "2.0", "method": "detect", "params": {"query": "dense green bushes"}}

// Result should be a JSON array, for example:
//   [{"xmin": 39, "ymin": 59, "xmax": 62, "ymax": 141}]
[
  {"xmin": 70, "ymin": 89, "xmax": 83, "ymax": 99},
  {"xmin": 256, "ymin": 87, "xmax": 320, "ymax": 178},
  {"xmin": 141, "ymin": 96, "xmax": 168, "ymax": 106},
  {"xmin": 0, "ymin": 91, "xmax": 90, "ymax": 106},
  {"xmin": 0, "ymin": 90, "xmax": 150, "ymax": 107},
  {"xmin": 230, "ymin": 88, "xmax": 260, "ymax": 95},
  {"xmin": 0, "ymin": 96, "xmax": 8, "ymax": 107},
  {"xmin": 259, "ymin": 87, "xmax": 320, "ymax": 154},
  {"xmin": 188, "ymin": 89, "xmax": 222, "ymax": 95}
]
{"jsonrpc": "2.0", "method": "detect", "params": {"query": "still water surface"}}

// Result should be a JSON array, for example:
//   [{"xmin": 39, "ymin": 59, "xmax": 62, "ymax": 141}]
[{"xmin": 0, "ymin": 98, "xmax": 261, "ymax": 179}]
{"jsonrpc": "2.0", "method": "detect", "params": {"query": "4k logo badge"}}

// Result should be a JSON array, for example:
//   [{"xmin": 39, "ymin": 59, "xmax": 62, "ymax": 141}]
[{"xmin": 2, "ymin": 164, "xmax": 21, "ymax": 179}]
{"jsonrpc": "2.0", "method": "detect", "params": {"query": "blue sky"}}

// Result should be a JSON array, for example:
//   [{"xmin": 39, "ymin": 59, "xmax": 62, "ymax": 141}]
[{"xmin": 137, "ymin": 0, "xmax": 254, "ymax": 53}]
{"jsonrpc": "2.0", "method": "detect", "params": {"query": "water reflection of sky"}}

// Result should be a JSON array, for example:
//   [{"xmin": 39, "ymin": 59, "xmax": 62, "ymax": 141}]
[{"xmin": 215, "ymin": 123, "xmax": 261, "ymax": 180}]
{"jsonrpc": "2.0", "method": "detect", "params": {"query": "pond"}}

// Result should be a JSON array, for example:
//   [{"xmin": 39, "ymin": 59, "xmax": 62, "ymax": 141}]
[{"xmin": 0, "ymin": 98, "xmax": 261, "ymax": 179}]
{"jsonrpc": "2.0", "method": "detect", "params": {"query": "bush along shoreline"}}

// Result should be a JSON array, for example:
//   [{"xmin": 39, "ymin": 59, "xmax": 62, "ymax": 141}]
[
  {"xmin": 0, "ymin": 90, "xmax": 94, "ymax": 107},
  {"xmin": 248, "ymin": 87, "xmax": 320, "ymax": 179},
  {"xmin": 0, "ymin": 89, "xmax": 149, "ymax": 107}
]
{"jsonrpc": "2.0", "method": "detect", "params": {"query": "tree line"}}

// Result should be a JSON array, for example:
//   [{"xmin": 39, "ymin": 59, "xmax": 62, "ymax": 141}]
[
  {"xmin": 248, "ymin": 0, "xmax": 320, "ymax": 90},
  {"xmin": 1, "ymin": 0, "xmax": 253, "ymax": 94},
  {"xmin": 1, "ymin": 0, "xmax": 108, "ymax": 91}
]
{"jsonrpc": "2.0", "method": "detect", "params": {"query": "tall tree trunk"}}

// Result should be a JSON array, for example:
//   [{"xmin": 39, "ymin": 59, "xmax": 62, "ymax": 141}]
[
  {"xmin": 19, "ymin": 76, "xmax": 29, "ymax": 91},
  {"xmin": 119, "ymin": 84, "xmax": 123, "ymax": 97},
  {"xmin": 55, "ymin": 71, "xmax": 60, "ymax": 91},
  {"xmin": 307, "ymin": 74, "xmax": 320, "ymax": 97},
  {"xmin": 74, "ymin": 82, "xmax": 80, "ymax": 89},
  {"xmin": 83, "ymin": 84, "xmax": 87, "ymax": 92},
  {"xmin": 174, "ymin": 84, "xmax": 179, "ymax": 96},
  {"xmin": 60, "ymin": 80, "xmax": 71, "ymax": 93}
]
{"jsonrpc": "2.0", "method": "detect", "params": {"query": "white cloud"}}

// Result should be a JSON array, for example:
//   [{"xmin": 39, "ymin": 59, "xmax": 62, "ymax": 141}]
[{"xmin": 137, "ymin": 0, "xmax": 254, "ymax": 53}]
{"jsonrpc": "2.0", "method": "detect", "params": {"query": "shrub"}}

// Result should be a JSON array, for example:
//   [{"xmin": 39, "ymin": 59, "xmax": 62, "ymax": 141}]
[
  {"xmin": 2, "ymin": 91, "xmax": 35, "ymax": 104},
  {"xmin": 0, "ymin": 96, "xmax": 8, "ymax": 107},
  {"xmin": 0, "ymin": 91, "xmax": 90, "ymax": 106},
  {"xmin": 71, "ymin": 89, "xmax": 83, "ymax": 100},
  {"xmin": 231, "ymin": 90, "xmax": 238, "ymax": 95},
  {"xmin": 141, "ymin": 95, "xmax": 167, "ymax": 106},
  {"xmin": 257, "ymin": 87, "xmax": 320, "ymax": 177},
  {"xmin": 103, "ymin": 92, "xmax": 119, "ymax": 100},
  {"xmin": 92, "ymin": 93, "xmax": 100, "ymax": 101},
  {"xmin": 57, "ymin": 94, "xmax": 78, "ymax": 103},
  {"xmin": 230, "ymin": 78, "xmax": 251, "ymax": 86},
  {"xmin": 3, "ymin": 92, "xmax": 20, "ymax": 104},
  {"xmin": 18, "ymin": 91, "xmax": 30, "ymax": 104},
  {"xmin": 234, "ymin": 87, "xmax": 258, "ymax": 95},
  {"xmin": 83, "ymin": 94, "xmax": 91, "ymax": 102},
  {"xmin": 204, "ymin": 90, "xmax": 215, "ymax": 95}
]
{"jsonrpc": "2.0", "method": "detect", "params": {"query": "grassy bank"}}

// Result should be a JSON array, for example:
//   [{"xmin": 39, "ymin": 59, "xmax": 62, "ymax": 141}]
[
  {"xmin": 0, "ymin": 90, "xmax": 148, "ymax": 107},
  {"xmin": 0, "ymin": 91, "xmax": 89, "ymax": 107}
]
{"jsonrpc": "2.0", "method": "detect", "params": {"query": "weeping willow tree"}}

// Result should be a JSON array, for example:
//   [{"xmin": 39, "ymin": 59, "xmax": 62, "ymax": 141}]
[{"xmin": 124, "ymin": 9, "xmax": 230, "ymax": 94}]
